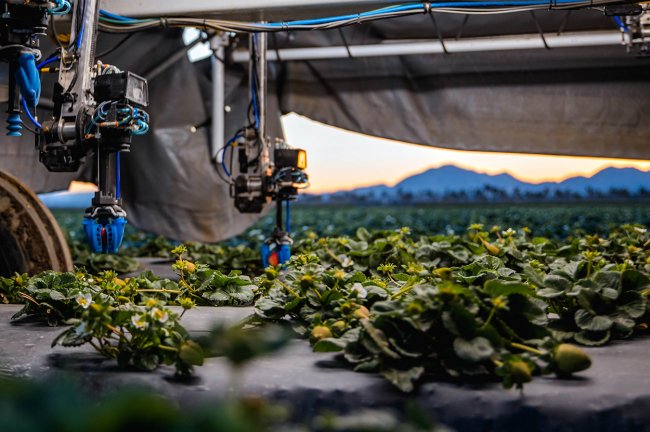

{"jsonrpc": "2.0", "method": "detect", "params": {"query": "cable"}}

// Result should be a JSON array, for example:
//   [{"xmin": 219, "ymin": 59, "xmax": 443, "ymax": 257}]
[
  {"xmin": 221, "ymin": 133, "xmax": 243, "ymax": 177},
  {"xmin": 48, "ymin": 0, "xmax": 71, "ymax": 15},
  {"xmin": 98, "ymin": 1, "xmax": 615, "ymax": 35},
  {"xmin": 74, "ymin": 0, "xmax": 87, "ymax": 50},
  {"xmin": 251, "ymin": 35, "xmax": 260, "ymax": 130},
  {"xmin": 613, "ymin": 16, "xmax": 629, "ymax": 33},
  {"xmin": 76, "ymin": 23, "xmax": 85, "ymax": 50},
  {"xmin": 116, "ymin": 152, "xmax": 121, "ymax": 199},
  {"xmin": 100, "ymin": 9, "xmax": 152, "ymax": 23},
  {"xmin": 96, "ymin": 33, "xmax": 135, "ymax": 58},
  {"xmin": 21, "ymin": 98, "xmax": 41, "ymax": 129},
  {"xmin": 37, "ymin": 55, "xmax": 60, "ymax": 70},
  {"xmin": 0, "ymin": 45, "xmax": 41, "ymax": 60},
  {"xmin": 286, "ymin": 200, "xmax": 291, "ymax": 233}
]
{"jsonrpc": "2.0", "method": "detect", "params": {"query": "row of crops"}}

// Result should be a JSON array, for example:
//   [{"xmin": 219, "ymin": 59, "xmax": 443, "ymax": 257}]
[
  {"xmin": 3, "ymin": 205, "xmax": 650, "ymax": 430},
  {"xmin": 4, "ymin": 222, "xmax": 650, "ymax": 385}
]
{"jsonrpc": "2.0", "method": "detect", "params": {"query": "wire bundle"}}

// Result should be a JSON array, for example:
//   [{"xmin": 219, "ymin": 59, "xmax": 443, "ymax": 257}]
[
  {"xmin": 48, "ymin": 0, "xmax": 72, "ymax": 16},
  {"xmin": 85, "ymin": 102, "xmax": 150, "ymax": 136},
  {"xmin": 98, "ymin": 1, "xmax": 623, "ymax": 34}
]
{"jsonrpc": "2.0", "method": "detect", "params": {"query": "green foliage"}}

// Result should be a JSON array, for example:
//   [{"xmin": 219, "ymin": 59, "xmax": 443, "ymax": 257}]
[
  {"xmin": 70, "ymin": 240, "xmax": 140, "ymax": 274},
  {"xmin": 10, "ymin": 270, "xmax": 111, "ymax": 325},
  {"xmin": 54, "ymin": 203, "xmax": 650, "ymax": 274},
  {"xmin": 6, "ymin": 219, "xmax": 650, "ymax": 392},
  {"xmin": 52, "ymin": 297, "xmax": 202, "ymax": 376},
  {"xmin": 254, "ymin": 224, "xmax": 650, "ymax": 391},
  {"xmin": 199, "ymin": 323, "xmax": 293, "ymax": 368},
  {"xmin": 172, "ymin": 249, "xmax": 259, "ymax": 306},
  {"xmin": 0, "ymin": 273, "xmax": 26, "ymax": 304},
  {"xmin": 0, "ymin": 376, "xmax": 448, "ymax": 432},
  {"xmin": 0, "ymin": 376, "xmax": 289, "ymax": 432}
]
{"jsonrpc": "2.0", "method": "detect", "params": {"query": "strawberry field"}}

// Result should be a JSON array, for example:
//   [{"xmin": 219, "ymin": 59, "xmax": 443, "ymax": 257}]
[{"xmin": 3, "ymin": 203, "xmax": 650, "ymax": 431}]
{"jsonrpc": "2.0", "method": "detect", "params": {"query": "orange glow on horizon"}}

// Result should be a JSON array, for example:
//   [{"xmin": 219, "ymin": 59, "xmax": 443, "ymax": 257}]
[
  {"xmin": 68, "ymin": 181, "xmax": 98, "ymax": 192},
  {"xmin": 282, "ymin": 114, "xmax": 650, "ymax": 194}
]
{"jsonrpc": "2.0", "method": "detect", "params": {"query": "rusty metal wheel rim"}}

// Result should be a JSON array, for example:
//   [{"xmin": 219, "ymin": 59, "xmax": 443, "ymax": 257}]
[{"xmin": 0, "ymin": 170, "xmax": 73, "ymax": 275}]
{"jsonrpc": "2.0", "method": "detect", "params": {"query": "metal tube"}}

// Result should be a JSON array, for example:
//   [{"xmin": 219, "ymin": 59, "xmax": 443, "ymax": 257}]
[
  {"xmin": 59, "ymin": 0, "xmax": 100, "ymax": 114},
  {"xmin": 258, "ymin": 32, "xmax": 267, "ymax": 143},
  {"xmin": 232, "ymin": 31, "xmax": 624, "ymax": 62},
  {"xmin": 256, "ymin": 31, "xmax": 272, "ymax": 171},
  {"xmin": 210, "ymin": 34, "xmax": 227, "ymax": 160},
  {"xmin": 103, "ymin": 0, "xmax": 398, "ymax": 18}
]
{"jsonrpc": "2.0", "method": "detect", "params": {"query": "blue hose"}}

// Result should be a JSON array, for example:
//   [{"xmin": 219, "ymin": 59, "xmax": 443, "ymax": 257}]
[
  {"xmin": 21, "ymin": 98, "xmax": 41, "ymax": 129},
  {"xmin": 221, "ymin": 133, "xmax": 242, "ymax": 177},
  {"xmin": 101, "ymin": 1, "xmax": 593, "ymax": 31},
  {"xmin": 613, "ymin": 16, "xmax": 629, "ymax": 33},
  {"xmin": 36, "ymin": 56, "xmax": 59, "ymax": 70},
  {"xmin": 99, "ymin": 9, "xmax": 145, "ymax": 23},
  {"xmin": 76, "ymin": 23, "xmax": 85, "ymax": 50}
]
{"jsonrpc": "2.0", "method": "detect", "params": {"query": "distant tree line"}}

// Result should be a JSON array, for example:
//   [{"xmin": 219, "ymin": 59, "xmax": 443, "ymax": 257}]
[{"xmin": 299, "ymin": 186, "xmax": 650, "ymax": 205}]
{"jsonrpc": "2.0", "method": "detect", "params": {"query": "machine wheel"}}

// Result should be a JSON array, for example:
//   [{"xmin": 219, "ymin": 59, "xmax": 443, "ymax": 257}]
[{"xmin": 0, "ymin": 170, "xmax": 73, "ymax": 276}]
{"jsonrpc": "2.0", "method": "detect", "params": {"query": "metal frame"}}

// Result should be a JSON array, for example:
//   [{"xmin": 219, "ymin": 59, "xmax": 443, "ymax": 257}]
[
  {"xmin": 102, "ymin": 0, "xmax": 400, "ymax": 19},
  {"xmin": 210, "ymin": 34, "xmax": 228, "ymax": 160},
  {"xmin": 231, "ymin": 30, "xmax": 626, "ymax": 62}
]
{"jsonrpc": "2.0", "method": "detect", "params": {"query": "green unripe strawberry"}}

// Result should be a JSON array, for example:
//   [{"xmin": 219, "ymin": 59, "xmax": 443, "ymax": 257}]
[
  {"xmin": 554, "ymin": 344, "xmax": 591, "ymax": 375},
  {"xmin": 510, "ymin": 361, "xmax": 532, "ymax": 386},
  {"xmin": 311, "ymin": 326, "xmax": 332, "ymax": 341},
  {"xmin": 353, "ymin": 306, "xmax": 370, "ymax": 320}
]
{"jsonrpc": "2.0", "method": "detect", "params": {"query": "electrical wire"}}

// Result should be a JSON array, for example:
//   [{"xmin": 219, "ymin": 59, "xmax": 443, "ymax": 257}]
[
  {"xmin": 116, "ymin": 152, "xmax": 121, "ymax": 199},
  {"xmin": 21, "ymin": 98, "xmax": 42, "ymax": 129},
  {"xmin": 37, "ymin": 55, "xmax": 60, "ymax": 69},
  {"xmin": 48, "ymin": 0, "xmax": 71, "ymax": 15},
  {"xmin": 0, "ymin": 45, "xmax": 42, "ymax": 60},
  {"xmin": 613, "ymin": 16, "xmax": 630, "ymax": 33},
  {"xmin": 97, "ymin": 1, "xmax": 621, "ymax": 34},
  {"xmin": 221, "ymin": 132, "xmax": 243, "ymax": 177},
  {"xmin": 96, "ymin": 33, "xmax": 135, "ymax": 58},
  {"xmin": 286, "ymin": 200, "xmax": 291, "ymax": 233}
]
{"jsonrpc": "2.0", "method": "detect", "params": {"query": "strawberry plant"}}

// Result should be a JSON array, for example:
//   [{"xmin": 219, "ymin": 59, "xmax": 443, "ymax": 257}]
[
  {"xmin": 4, "ymin": 222, "xmax": 650, "ymax": 390},
  {"xmin": 52, "ymin": 296, "xmax": 203, "ymax": 376},
  {"xmin": 172, "ymin": 246, "xmax": 258, "ymax": 306},
  {"xmin": 10, "ymin": 270, "xmax": 112, "ymax": 325},
  {"xmin": 254, "ymin": 253, "xmax": 591, "ymax": 392}
]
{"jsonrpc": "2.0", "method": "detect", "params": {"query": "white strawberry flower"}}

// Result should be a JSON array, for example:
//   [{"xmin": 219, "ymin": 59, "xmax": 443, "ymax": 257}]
[
  {"xmin": 351, "ymin": 283, "xmax": 367, "ymax": 299},
  {"xmin": 150, "ymin": 307, "xmax": 169, "ymax": 323},
  {"xmin": 75, "ymin": 293, "xmax": 93, "ymax": 309},
  {"xmin": 131, "ymin": 314, "xmax": 149, "ymax": 330}
]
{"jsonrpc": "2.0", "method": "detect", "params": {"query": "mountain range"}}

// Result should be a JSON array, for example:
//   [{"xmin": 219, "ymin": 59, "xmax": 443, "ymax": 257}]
[
  {"xmin": 38, "ymin": 165, "xmax": 650, "ymax": 208},
  {"xmin": 308, "ymin": 165, "xmax": 650, "ymax": 204}
]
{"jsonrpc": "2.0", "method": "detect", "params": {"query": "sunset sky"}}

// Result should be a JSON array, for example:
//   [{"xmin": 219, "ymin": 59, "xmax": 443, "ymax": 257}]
[
  {"xmin": 167, "ymin": 31, "xmax": 650, "ymax": 196},
  {"xmin": 69, "ymin": 113, "xmax": 650, "ymax": 195},
  {"xmin": 282, "ymin": 114, "xmax": 650, "ymax": 194}
]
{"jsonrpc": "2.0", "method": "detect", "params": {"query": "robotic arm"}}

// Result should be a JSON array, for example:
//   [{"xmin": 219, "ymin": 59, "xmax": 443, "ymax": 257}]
[
  {"xmin": 1, "ymin": 0, "xmax": 149, "ymax": 254},
  {"xmin": 222, "ymin": 32, "xmax": 309, "ymax": 267}
]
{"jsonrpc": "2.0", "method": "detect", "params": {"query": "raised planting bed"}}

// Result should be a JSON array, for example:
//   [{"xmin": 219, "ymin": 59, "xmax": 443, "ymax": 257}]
[{"xmin": 2, "ymin": 304, "xmax": 650, "ymax": 431}]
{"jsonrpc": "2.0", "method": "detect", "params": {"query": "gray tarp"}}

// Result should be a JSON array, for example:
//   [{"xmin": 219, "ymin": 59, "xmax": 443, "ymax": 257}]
[
  {"xmin": 0, "ymin": 9, "xmax": 648, "ymax": 241},
  {"xmin": 270, "ymin": 9, "xmax": 650, "ymax": 159}
]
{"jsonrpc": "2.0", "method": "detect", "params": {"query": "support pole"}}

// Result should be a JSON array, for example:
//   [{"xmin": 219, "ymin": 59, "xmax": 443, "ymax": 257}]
[
  {"xmin": 210, "ymin": 33, "xmax": 228, "ymax": 160},
  {"xmin": 252, "ymin": 31, "xmax": 272, "ymax": 172}
]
